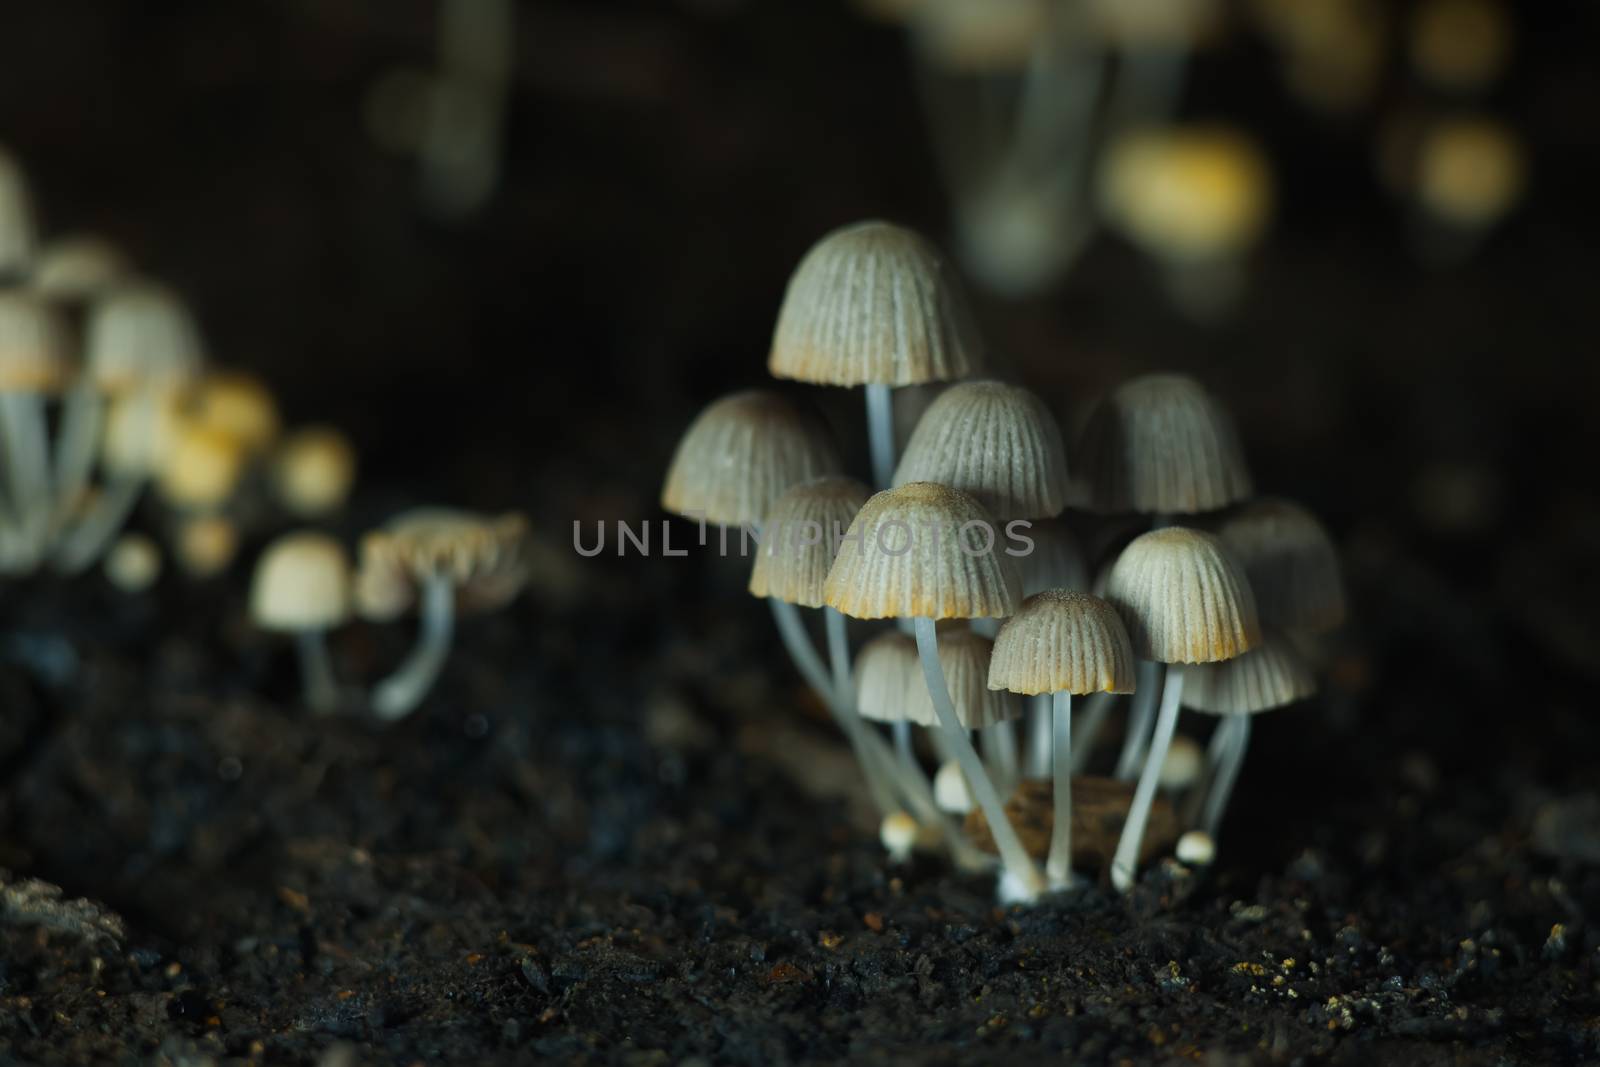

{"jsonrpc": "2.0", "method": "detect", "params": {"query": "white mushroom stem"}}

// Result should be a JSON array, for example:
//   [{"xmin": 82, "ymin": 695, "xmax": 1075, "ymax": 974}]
[
  {"xmin": 981, "ymin": 722, "xmax": 1019, "ymax": 794},
  {"xmin": 296, "ymin": 628, "xmax": 341, "ymax": 715},
  {"xmin": 1025, "ymin": 693, "xmax": 1051, "ymax": 779},
  {"xmin": 1069, "ymin": 689, "xmax": 1115, "ymax": 774},
  {"xmin": 864, "ymin": 382, "xmax": 895, "ymax": 490},
  {"xmin": 823, "ymin": 605, "xmax": 900, "ymax": 817},
  {"xmin": 1199, "ymin": 714, "xmax": 1251, "ymax": 838},
  {"xmin": 371, "ymin": 571, "xmax": 456, "ymax": 720},
  {"xmin": 1046, "ymin": 690, "xmax": 1075, "ymax": 888},
  {"xmin": 1111, "ymin": 664, "xmax": 1185, "ymax": 892},
  {"xmin": 51, "ymin": 379, "xmax": 103, "ymax": 529},
  {"xmin": 0, "ymin": 391, "xmax": 52, "ymax": 560},
  {"xmin": 1114, "ymin": 660, "xmax": 1164, "ymax": 779},
  {"xmin": 893, "ymin": 720, "xmax": 916, "ymax": 773},
  {"xmin": 52, "ymin": 476, "xmax": 144, "ymax": 574},
  {"xmin": 913, "ymin": 616, "xmax": 1044, "ymax": 902}
]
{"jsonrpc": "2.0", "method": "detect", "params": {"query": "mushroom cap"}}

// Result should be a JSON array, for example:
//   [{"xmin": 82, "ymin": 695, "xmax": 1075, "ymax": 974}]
[
  {"xmin": 1074, "ymin": 373, "xmax": 1253, "ymax": 515},
  {"xmin": 250, "ymin": 531, "xmax": 352, "ymax": 632},
  {"xmin": 174, "ymin": 514, "xmax": 240, "ymax": 578},
  {"xmin": 1216, "ymin": 497, "xmax": 1345, "ymax": 634},
  {"xmin": 1183, "ymin": 632, "xmax": 1315, "ymax": 714},
  {"xmin": 855, "ymin": 630, "xmax": 932, "ymax": 726},
  {"xmin": 356, "ymin": 508, "xmax": 531, "ymax": 617},
  {"xmin": 273, "ymin": 425, "xmax": 358, "ymax": 519},
  {"xmin": 1416, "ymin": 116, "xmax": 1524, "ymax": 228},
  {"xmin": 85, "ymin": 281, "xmax": 205, "ymax": 394},
  {"xmin": 769, "ymin": 220, "xmax": 983, "ymax": 387},
  {"xmin": 1099, "ymin": 126, "xmax": 1273, "ymax": 263},
  {"xmin": 748, "ymin": 476, "xmax": 872, "ymax": 608},
  {"xmin": 661, "ymin": 390, "xmax": 841, "ymax": 527},
  {"xmin": 1013, "ymin": 517, "xmax": 1089, "ymax": 595},
  {"xmin": 823, "ymin": 482, "xmax": 1021, "ymax": 621},
  {"xmin": 0, "ymin": 147, "xmax": 36, "ymax": 275},
  {"xmin": 30, "ymin": 234, "xmax": 129, "ymax": 301},
  {"xmin": 1409, "ymin": 0, "xmax": 1511, "ymax": 92},
  {"xmin": 186, "ymin": 371, "xmax": 281, "ymax": 455},
  {"xmin": 100, "ymin": 391, "xmax": 183, "ymax": 477},
  {"xmin": 910, "ymin": 0, "xmax": 1055, "ymax": 73},
  {"xmin": 988, "ymin": 590, "xmax": 1138, "ymax": 696},
  {"xmin": 892, "ymin": 380, "xmax": 1071, "ymax": 520},
  {"xmin": 1105, "ymin": 526, "xmax": 1261, "ymax": 664},
  {"xmin": 906, "ymin": 629, "xmax": 1022, "ymax": 729},
  {"xmin": 0, "ymin": 291, "xmax": 71, "ymax": 392},
  {"xmin": 156, "ymin": 422, "xmax": 247, "ymax": 511}
]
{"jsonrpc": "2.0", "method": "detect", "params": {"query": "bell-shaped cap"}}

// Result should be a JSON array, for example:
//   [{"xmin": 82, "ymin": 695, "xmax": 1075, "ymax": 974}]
[
  {"xmin": 1183, "ymin": 632, "xmax": 1315, "ymax": 714},
  {"xmin": 988, "ymin": 590, "xmax": 1137, "ymax": 696},
  {"xmin": 769, "ymin": 220, "xmax": 983, "ymax": 387},
  {"xmin": 0, "ymin": 291, "xmax": 70, "ymax": 392},
  {"xmin": 1216, "ymin": 498, "xmax": 1345, "ymax": 634},
  {"xmin": 85, "ymin": 281, "xmax": 205, "ymax": 394},
  {"xmin": 824, "ymin": 482, "xmax": 1021, "ymax": 620},
  {"xmin": 661, "ymin": 390, "xmax": 840, "ymax": 527},
  {"xmin": 906, "ymin": 629, "xmax": 1022, "ymax": 729},
  {"xmin": 892, "ymin": 379, "xmax": 1070, "ymax": 520},
  {"xmin": 1105, "ymin": 526, "xmax": 1260, "ymax": 664},
  {"xmin": 1074, "ymin": 373, "xmax": 1253, "ymax": 515},
  {"xmin": 1013, "ymin": 517, "xmax": 1089, "ymax": 595},
  {"xmin": 855, "ymin": 630, "xmax": 932, "ymax": 725},
  {"xmin": 250, "ymin": 531, "xmax": 352, "ymax": 632},
  {"xmin": 748, "ymin": 476, "xmax": 871, "ymax": 608}
]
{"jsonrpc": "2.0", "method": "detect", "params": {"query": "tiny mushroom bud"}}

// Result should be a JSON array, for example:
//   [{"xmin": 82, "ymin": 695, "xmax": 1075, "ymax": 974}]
[
  {"xmin": 104, "ymin": 532, "xmax": 163, "ymax": 594},
  {"xmin": 250, "ymin": 531, "xmax": 352, "ymax": 714},
  {"xmin": 880, "ymin": 811, "xmax": 920, "ymax": 863},
  {"xmin": 1175, "ymin": 829, "xmax": 1215, "ymax": 866},
  {"xmin": 272, "ymin": 425, "xmax": 358, "ymax": 519},
  {"xmin": 1415, "ymin": 116, "xmax": 1525, "ymax": 232},
  {"xmin": 934, "ymin": 759, "xmax": 974, "ymax": 815},
  {"xmin": 1160, "ymin": 734, "xmax": 1204, "ymax": 792}
]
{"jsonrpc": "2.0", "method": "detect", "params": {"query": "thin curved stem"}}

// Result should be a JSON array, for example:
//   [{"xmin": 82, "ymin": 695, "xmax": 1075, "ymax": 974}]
[
  {"xmin": 914, "ymin": 616, "xmax": 1044, "ymax": 902},
  {"xmin": 824, "ymin": 606, "xmax": 899, "ymax": 817},
  {"xmin": 0, "ymin": 392, "xmax": 52, "ymax": 562},
  {"xmin": 865, "ymin": 383, "xmax": 896, "ymax": 490},
  {"xmin": 1201, "ymin": 714, "xmax": 1251, "ymax": 839},
  {"xmin": 52, "ymin": 475, "xmax": 145, "ymax": 574},
  {"xmin": 296, "ymin": 628, "xmax": 340, "ymax": 715},
  {"xmin": 1070, "ymin": 689, "xmax": 1114, "ymax": 773},
  {"xmin": 371, "ymin": 571, "xmax": 456, "ymax": 720},
  {"xmin": 981, "ymin": 721, "xmax": 1018, "ymax": 795},
  {"xmin": 1112, "ymin": 665, "xmax": 1185, "ymax": 892},
  {"xmin": 1114, "ymin": 660, "xmax": 1164, "ymax": 779},
  {"xmin": 1046, "ymin": 690, "xmax": 1075, "ymax": 888}
]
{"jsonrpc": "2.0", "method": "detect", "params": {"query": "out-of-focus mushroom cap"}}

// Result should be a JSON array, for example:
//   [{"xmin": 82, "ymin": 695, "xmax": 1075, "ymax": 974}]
[
  {"xmin": 1183, "ymin": 632, "xmax": 1316, "ymax": 714},
  {"xmin": 905, "ymin": 629, "xmax": 1022, "ymax": 728},
  {"xmin": 855, "ymin": 629, "xmax": 932, "ymax": 726},
  {"xmin": 0, "ymin": 291, "xmax": 71, "ymax": 392},
  {"xmin": 1216, "ymin": 497, "xmax": 1345, "ymax": 633},
  {"xmin": 748, "ymin": 476, "xmax": 872, "ymax": 608},
  {"xmin": 988, "ymin": 590, "xmax": 1137, "ymax": 696},
  {"xmin": 250, "ymin": 531, "xmax": 352, "ymax": 631},
  {"xmin": 85, "ymin": 282, "xmax": 205, "ymax": 394}
]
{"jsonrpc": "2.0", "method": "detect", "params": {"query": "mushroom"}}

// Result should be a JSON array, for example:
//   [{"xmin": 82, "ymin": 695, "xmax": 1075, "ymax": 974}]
[
  {"xmin": 272, "ymin": 425, "xmax": 358, "ymax": 519},
  {"xmin": 250, "ymin": 531, "xmax": 353, "ymax": 714},
  {"xmin": 988, "ymin": 590, "xmax": 1136, "ymax": 888},
  {"xmin": 55, "ymin": 281, "xmax": 205, "ymax": 572},
  {"xmin": 155, "ymin": 422, "xmax": 247, "ymax": 515},
  {"xmin": 768, "ymin": 221, "xmax": 983, "ymax": 489},
  {"xmin": 0, "ymin": 292, "xmax": 71, "ymax": 563},
  {"xmin": 1181, "ymin": 633, "xmax": 1316, "ymax": 838},
  {"xmin": 825, "ymin": 482, "xmax": 1044, "ymax": 902},
  {"xmin": 1103, "ymin": 526, "xmax": 1260, "ymax": 891},
  {"xmin": 104, "ymin": 531, "xmax": 162, "ymax": 594},
  {"xmin": 28, "ymin": 235, "xmax": 129, "ymax": 303},
  {"xmin": 185, "ymin": 371, "xmax": 281, "ymax": 457},
  {"xmin": 173, "ymin": 514, "xmax": 240, "ymax": 578},
  {"xmin": 362, "ymin": 508, "xmax": 531, "ymax": 720},
  {"xmin": 1413, "ymin": 116, "xmax": 1524, "ymax": 240},
  {"xmin": 0, "ymin": 147, "xmax": 36, "ymax": 281},
  {"xmin": 905, "ymin": 629, "xmax": 1024, "ymax": 792},
  {"xmin": 1216, "ymin": 497, "xmax": 1346, "ymax": 637}
]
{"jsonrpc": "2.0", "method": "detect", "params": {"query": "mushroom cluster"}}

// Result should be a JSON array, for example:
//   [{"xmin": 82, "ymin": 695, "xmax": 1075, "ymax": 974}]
[
  {"xmin": 663, "ymin": 219, "xmax": 1346, "ymax": 903},
  {"xmin": 0, "ymin": 146, "xmax": 361, "ymax": 585}
]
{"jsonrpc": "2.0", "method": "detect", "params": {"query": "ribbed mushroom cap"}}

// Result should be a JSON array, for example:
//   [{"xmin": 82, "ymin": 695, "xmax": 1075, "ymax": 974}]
[
  {"xmin": 1074, "ymin": 373, "xmax": 1253, "ymax": 515},
  {"xmin": 0, "ymin": 291, "xmax": 71, "ymax": 392},
  {"xmin": 892, "ymin": 380, "xmax": 1071, "ymax": 520},
  {"xmin": 748, "ymin": 476, "xmax": 872, "ymax": 608},
  {"xmin": 1105, "ymin": 526, "xmax": 1261, "ymax": 664},
  {"xmin": 86, "ymin": 282, "xmax": 205, "ymax": 394},
  {"xmin": 769, "ymin": 220, "xmax": 983, "ymax": 387},
  {"xmin": 1183, "ymin": 632, "xmax": 1315, "ymax": 714},
  {"xmin": 250, "ymin": 531, "xmax": 352, "ymax": 632},
  {"xmin": 907, "ymin": 630, "xmax": 1023, "ymax": 728},
  {"xmin": 824, "ymin": 482, "xmax": 1021, "ymax": 621},
  {"xmin": 1217, "ymin": 498, "xmax": 1345, "ymax": 634},
  {"xmin": 0, "ymin": 148, "xmax": 35, "ymax": 275},
  {"xmin": 855, "ymin": 630, "xmax": 932, "ymax": 726},
  {"xmin": 988, "ymin": 590, "xmax": 1137, "ymax": 696},
  {"xmin": 1014, "ymin": 517, "xmax": 1089, "ymax": 595},
  {"xmin": 661, "ymin": 390, "xmax": 841, "ymax": 527},
  {"xmin": 364, "ymin": 508, "xmax": 531, "ymax": 609},
  {"xmin": 30, "ymin": 235, "xmax": 128, "ymax": 301}
]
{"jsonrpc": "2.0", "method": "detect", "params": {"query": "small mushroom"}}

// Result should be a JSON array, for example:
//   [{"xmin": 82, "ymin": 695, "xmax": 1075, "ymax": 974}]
[
  {"xmin": 272, "ymin": 425, "xmax": 358, "ymax": 519},
  {"xmin": 363, "ymin": 508, "xmax": 531, "ymax": 720},
  {"xmin": 104, "ymin": 532, "xmax": 162, "ymax": 594},
  {"xmin": 173, "ymin": 514, "xmax": 240, "ymax": 578},
  {"xmin": 250, "ymin": 531, "xmax": 352, "ymax": 714},
  {"xmin": 155, "ymin": 423, "xmax": 247, "ymax": 514},
  {"xmin": 185, "ymin": 371, "xmax": 281, "ymax": 457}
]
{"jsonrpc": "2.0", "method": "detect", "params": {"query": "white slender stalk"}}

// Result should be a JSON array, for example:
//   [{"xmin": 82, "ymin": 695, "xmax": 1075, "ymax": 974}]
[
  {"xmin": 52, "ymin": 379, "xmax": 103, "ymax": 526},
  {"xmin": 1111, "ymin": 665, "xmax": 1185, "ymax": 892},
  {"xmin": 982, "ymin": 721, "xmax": 1019, "ymax": 794},
  {"xmin": 1114, "ymin": 660, "xmax": 1164, "ymax": 779},
  {"xmin": 372, "ymin": 571, "xmax": 456, "ymax": 720},
  {"xmin": 914, "ymin": 616, "xmax": 1044, "ymax": 901},
  {"xmin": 52, "ymin": 475, "xmax": 144, "ymax": 574},
  {"xmin": 1046, "ymin": 690, "xmax": 1075, "ymax": 888},
  {"xmin": 825, "ymin": 606, "xmax": 900, "ymax": 817},
  {"xmin": 864, "ymin": 382, "xmax": 896, "ymax": 490},
  {"xmin": 1025, "ymin": 692, "xmax": 1052, "ymax": 779},
  {"xmin": 1183, "ymin": 715, "xmax": 1237, "ymax": 826},
  {"xmin": 1200, "ymin": 714, "xmax": 1251, "ymax": 838},
  {"xmin": 893, "ymin": 720, "xmax": 915, "ymax": 772},
  {"xmin": 0, "ymin": 392, "xmax": 52, "ymax": 561},
  {"xmin": 1070, "ymin": 689, "xmax": 1114, "ymax": 773},
  {"xmin": 296, "ymin": 628, "xmax": 341, "ymax": 715}
]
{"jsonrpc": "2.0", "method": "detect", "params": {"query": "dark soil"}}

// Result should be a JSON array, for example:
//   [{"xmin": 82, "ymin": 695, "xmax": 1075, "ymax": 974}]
[{"xmin": 4, "ymin": 2, "xmax": 1600, "ymax": 1065}]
